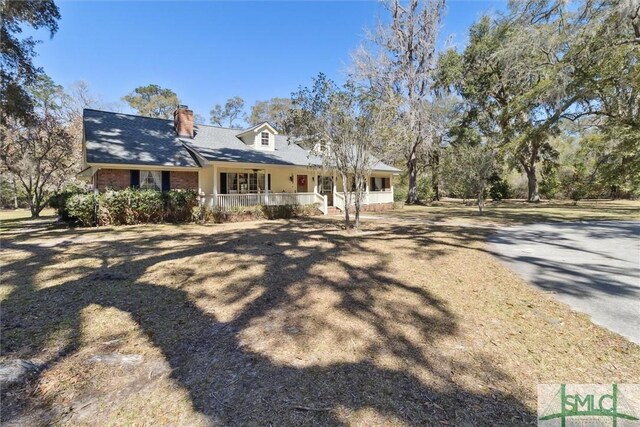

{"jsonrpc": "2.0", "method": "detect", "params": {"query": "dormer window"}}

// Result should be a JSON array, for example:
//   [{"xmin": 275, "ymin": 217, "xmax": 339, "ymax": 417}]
[
  {"xmin": 313, "ymin": 141, "xmax": 331, "ymax": 154},
  {"xmin": 236, "ymin": 123, "xmax": 277, "ymax": 151}
]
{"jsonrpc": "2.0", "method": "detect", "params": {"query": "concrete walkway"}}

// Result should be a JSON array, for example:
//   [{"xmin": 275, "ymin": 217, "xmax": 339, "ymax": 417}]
[{"xmin": 488, "ymin": 221, "xmax": 640, "ymax": 344}]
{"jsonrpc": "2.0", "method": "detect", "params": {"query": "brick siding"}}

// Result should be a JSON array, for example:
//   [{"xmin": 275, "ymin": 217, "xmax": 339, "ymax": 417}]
[
  {"xmin": 95, "ymin": 169, "xmax": 130, "ymax": 190},
  {"xmin": 95, "ymin": 169, "xmax": 198, "ymax": 191},
  {"xmin": 170, "ymin": 171, "xmax": 198, "ymax": 190}
]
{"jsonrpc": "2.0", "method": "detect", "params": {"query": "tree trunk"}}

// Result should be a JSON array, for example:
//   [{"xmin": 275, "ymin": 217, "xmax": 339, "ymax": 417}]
[
  {"xmin": 477, "ymin": 190, "xmax": 484, "ymax": 214},
  {"xmin": 30, "ymin": 205, "xmax": 40, "ymax": 219},
  {"xmin": 406, "ymin": 156, "xmax": 419, "ymax": 204},
  {"xmin": 12, "ymin": 176, "xmax": 18, "ymax": 209},
  {"xmin": 341, "ymin": 173, "xmax": 351, "ymax": 229},
  {"xmin": 526, "ymin": 167, "xmax": 540, "ymax": 202},
  {"xmin": 353, "ymin": 175, "xmax": 364, "ymax": 231},
  {"xmin": 29, "ymin": 191, "xmax": 45, "ymax": 219},
  {"xmin": 344, "ymin": 205, "xmax": 350, "ymax": 228},
  {"xmin": 431, "ymin": 149, "xmax": 440, "ymax": 201}
]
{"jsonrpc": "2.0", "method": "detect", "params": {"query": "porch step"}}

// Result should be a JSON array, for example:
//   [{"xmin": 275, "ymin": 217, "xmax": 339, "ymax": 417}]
[{"xmin": 326, "ymin": 207, "xmax": 342, "ymax": 215}]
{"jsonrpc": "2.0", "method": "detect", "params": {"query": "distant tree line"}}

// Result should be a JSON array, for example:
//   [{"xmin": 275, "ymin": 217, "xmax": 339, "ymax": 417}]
[
  {"xmin": 2, "ymin": 0, "xmax": 637, "ymax": 220},
  {"xmin": 121, "ymin": 85, "xmax": 295, "ymax": 133},
  {"xmin": 0, "ymin": 0, "xmax": 92, "ymax": 217}
]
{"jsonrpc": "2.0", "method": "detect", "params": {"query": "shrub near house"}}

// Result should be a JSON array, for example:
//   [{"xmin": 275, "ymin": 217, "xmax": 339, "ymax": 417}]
[
  {"xmin": 51, "ymin": 188, "xmax": 199, "ymax": 226},
  {"xmin": 52, "ymin": 187, "xmax": 321, "ymax": 226}
]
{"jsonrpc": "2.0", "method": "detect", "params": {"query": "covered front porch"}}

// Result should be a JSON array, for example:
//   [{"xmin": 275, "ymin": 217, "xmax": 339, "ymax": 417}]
[{"xmin": 198, "ymin": 163, "xmax": 395, "ymax": 215}]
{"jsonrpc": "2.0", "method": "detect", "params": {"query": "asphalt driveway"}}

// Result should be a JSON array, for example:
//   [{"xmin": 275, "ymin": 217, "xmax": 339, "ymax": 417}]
[{"xmin": 488, "ymin": 221, "xmax": 640, "ymax": 344}]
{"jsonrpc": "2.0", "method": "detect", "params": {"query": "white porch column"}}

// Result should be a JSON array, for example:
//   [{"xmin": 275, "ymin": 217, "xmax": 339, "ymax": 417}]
[
  {"xmin": 365, "ymin": 175, "xmax": 370, "ymax": 205},
  {"xmin": 212, "ymin": 164, "xmax": 218, "ymax": 207},
  {"xmin": 332, "ymin": 172, "xmax": 337, "ymax": 198},
  {"xmin": 313, "ymin": 173, "xmax": 319, "ymax": 194},
  {"xmin": 197, "ymin": 169, "xmax": 205, "ymax": 207}
]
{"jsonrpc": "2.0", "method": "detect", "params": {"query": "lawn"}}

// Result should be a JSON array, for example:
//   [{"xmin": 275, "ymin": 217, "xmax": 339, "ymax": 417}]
[
  {"xmin": 1, "ymin": 203, "xmax": 639, "ymax": 426},
  {"xmin": 373, "ymin": 199, "xmax": 640, "ymax": 225},
  {"xmin": 0, "ymin": 209, "xmax": 57, "ymax": 232}
]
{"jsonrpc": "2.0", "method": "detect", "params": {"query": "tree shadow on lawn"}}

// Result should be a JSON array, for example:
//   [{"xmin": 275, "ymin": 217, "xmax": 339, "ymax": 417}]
[
  {"xmin": 377, "ymin": 218, "xmax": 639, "ymax": 300},
  {"xmin": 1, "ymin": 219, "xmax": 535, "ymax": 425},
  {"xmin": 394, "ymin": 201, "xmax": 640, "ymax": 225}
]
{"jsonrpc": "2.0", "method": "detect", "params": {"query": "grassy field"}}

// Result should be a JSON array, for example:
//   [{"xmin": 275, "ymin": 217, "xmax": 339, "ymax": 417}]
[
  {"xmin": 0, "ymin": 209, "xmax": 56, "ymax": 223},
  {"xmin": 1, "ymin": 202, "xmax": 638, "ymax": 425},
  {"xmin": 373, "ymin": 199, "xmax": 640, "ymax": 225}
]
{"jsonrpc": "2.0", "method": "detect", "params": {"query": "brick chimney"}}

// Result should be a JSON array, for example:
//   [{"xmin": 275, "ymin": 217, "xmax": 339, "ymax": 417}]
[{"xmin": 174, "ymin": 105, "xmax": 194, "ymax": 138}]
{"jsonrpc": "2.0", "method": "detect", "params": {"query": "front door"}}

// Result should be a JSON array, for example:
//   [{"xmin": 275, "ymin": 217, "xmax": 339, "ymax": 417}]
[
  {"xmin": 319, "ymin": 176, "xmax": 333, "ymax": 206},
  {"xmin": 296, "ymin": 175, "xmax": 308, "ymax": 193}
]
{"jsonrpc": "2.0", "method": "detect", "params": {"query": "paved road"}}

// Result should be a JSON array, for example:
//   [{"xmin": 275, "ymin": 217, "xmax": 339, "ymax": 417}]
[{"xmin": 488, "ymin": 221, "xmax": 640, "ymax": 344}]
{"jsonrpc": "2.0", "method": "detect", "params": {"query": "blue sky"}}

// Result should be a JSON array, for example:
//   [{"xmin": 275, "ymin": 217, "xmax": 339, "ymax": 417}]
[{"xmin": 29, "ymin": 0, "xmax": 505, "ymax": 121}]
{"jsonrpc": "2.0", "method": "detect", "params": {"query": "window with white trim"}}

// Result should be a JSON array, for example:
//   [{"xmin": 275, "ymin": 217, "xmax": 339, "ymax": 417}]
[
  {"xmin": 140, "ymin": 170, "xmax": 162, "ymax": 191},
  {"xmin": 370, "ymin": 177, "xmax": 390, "ymax": 191},
  {"xmin": 227, "ymin": 172, "xmax": 266, "ymax": 193},
  {"xmin": 261, "ymin": 132, "xmax": 269, "ymax": 146},
  {"xmin": 320, "ymin": 176, "xmax": 332, "ymax": 193}
]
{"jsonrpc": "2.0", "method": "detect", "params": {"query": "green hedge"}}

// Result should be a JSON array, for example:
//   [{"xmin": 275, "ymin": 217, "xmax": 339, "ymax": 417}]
[
  {"xmin": 67, "ymin": 193, "xmax": 97, "ymax": 226},
  {"xmin": 54, "ymin": 187, "xmax": 199, "ymax": 226},
  {"xmin": 49, "ymin": 182, "xmax": 92, "ymax": 220}
]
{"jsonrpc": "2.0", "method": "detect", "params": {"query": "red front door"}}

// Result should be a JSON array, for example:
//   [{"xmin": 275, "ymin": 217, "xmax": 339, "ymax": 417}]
[{"xmin": 296, "ymin": 175, "xmax": 308, "ymax": 192}]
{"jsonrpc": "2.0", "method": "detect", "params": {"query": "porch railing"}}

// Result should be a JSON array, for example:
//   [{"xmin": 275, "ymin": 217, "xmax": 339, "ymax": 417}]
[
  {"xmin": 199, "ymin": 190, "xmax": 388, "ymax": 214},
  {"xmin": 200, "ymin": 192, "xmax": 327, "ymax": 214},
  {"xmin": 334, "ymin": 192, "xmax": 345, "ymax": 211},
  {"xmin": 366, "ymin": 191, "xmax": 394, "ymax": 205},
  {"xmin": 314, "ymin": 193, "xmax": 328, "ymax": 215},
  {"xmin": 333, "ymin": 191, "xmax": 393, "ymax": 211}
]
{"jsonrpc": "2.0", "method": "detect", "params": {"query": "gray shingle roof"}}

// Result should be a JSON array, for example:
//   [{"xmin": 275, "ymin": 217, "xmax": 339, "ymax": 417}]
[
  {"xmin": 183, "ymin": 125, "xmax": 323, "ymax": 167},
  {"xmin": 83, "ymin": 109, "xmax": 400, "ymax": 172},
  {"xmin": 84, "ymin": 109, "xmax": 201, "ymax": 167}
]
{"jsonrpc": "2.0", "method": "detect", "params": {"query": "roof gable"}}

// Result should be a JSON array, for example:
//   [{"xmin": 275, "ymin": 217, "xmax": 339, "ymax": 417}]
[{"xmin": 235, "ymin": 122, "xmax": 278, "ymax": 138}]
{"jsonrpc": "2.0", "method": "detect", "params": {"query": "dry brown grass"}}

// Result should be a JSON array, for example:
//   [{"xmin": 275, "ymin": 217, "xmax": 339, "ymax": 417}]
[
  {"xmin": 373, "ymin": 199, "xmax": 640, "ymax": 225},
  {"xmin": 0, "ymin": 209, "xmax": 56, "ymax": 223},
  {"xmin": 1, "ymin": 212, "xmax": 638, "ymax": 426}
]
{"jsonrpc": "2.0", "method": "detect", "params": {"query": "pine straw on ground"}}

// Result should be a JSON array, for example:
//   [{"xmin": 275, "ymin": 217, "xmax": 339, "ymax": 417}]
[
  {"xmin": 373, "ymin": 199, "xmax": 640, "ymax": 225},
  {"xmin": 1, "ymin": 213, "xmax": 638, "ymax": 426}
]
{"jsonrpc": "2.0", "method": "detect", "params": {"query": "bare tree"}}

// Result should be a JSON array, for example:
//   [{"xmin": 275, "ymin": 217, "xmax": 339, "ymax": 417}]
[
  {"xmin": 290, "ymin": 75, "xmax": 394, "ymax": 229},
  {"xmin": 0, "ymin": 76, "xmax": 90, "ymax": 217},
  {"xmin": 210, "ymin": 96, "xmax": 247, "ymax": 128},
  {"xmin": 1, "ymin": 114, "xmax": 73, "ymax": 217},
  {"xmin": 249, "ymin": 97, "xmax": 293, "ymax": 133},
  {"xmin": 440, "ymin": 144, "xmax": 495, "ymax": 214},
  {"xmin": 65, "ymin": 80, "xmax": 100, "ymax": 172},
  {"xmin": 353, "ymin": 0, "xmax": 445, "ymax": 204}
]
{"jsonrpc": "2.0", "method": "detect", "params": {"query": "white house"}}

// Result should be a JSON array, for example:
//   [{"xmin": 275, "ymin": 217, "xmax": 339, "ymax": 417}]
[{"xmin": 79, "ymin": 105, "xmax": 399, "ymax": 214}]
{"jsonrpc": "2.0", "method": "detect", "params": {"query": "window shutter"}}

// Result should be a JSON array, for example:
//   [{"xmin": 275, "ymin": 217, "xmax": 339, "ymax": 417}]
[
  {"xmin": 267, "ymin": 174, "xmax": 271, "ymax": 191},
  {"xmin": 220, "ymin": 173, "xmax": 227, "ymax": 194},
  {"xmin": 130, "ymin": 170, "xmax": 140, "ymax": 188},
  {"xmin": 162, "ymin": 171, "xmax": 170, "ymax": 192}
]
